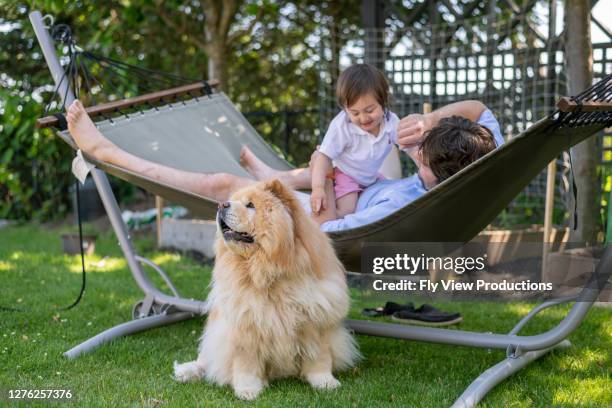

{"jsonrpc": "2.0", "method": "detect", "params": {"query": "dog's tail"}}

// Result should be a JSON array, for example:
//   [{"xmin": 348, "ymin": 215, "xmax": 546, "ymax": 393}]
[{"xmin": 330, "ymin": 326, "xmax": 361, "ymax": 371}]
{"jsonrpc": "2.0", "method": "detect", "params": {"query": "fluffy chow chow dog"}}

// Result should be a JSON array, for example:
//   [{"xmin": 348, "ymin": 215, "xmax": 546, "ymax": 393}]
[{"xmin": 173, "ymin": 180, "xmax": 360, "ymax": 400}]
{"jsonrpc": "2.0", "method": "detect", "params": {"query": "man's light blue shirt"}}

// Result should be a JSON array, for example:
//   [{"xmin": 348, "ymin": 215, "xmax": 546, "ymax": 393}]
[{"xmin": 320, "ymin": 109, "xmax": 504, "ymax": 232}]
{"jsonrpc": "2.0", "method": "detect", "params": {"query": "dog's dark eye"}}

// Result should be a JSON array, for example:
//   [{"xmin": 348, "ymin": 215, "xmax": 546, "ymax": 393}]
[{"xmin": 246, "ymin": 202, "xmax": 255, "ymax": 209}]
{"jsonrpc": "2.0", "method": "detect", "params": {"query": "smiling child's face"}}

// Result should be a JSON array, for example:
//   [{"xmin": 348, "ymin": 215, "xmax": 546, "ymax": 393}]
[{"xmin": 345, "ymin": 93, "xmax": 385, "ymax": 136}]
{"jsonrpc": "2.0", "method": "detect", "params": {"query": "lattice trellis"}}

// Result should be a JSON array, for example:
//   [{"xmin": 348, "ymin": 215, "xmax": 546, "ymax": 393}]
[{"xmin": 316, "ymin": 1, "xmax": 611, "ymax": 227}]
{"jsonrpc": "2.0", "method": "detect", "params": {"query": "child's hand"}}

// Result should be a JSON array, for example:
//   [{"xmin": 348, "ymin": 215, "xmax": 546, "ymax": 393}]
[
  {"xmin": 310, "ymin": 187, "xmax": 327, "ymax": 214},
  {"xmin": 397, "ymin": 113, "xmax": 432, "ymax": 149}
]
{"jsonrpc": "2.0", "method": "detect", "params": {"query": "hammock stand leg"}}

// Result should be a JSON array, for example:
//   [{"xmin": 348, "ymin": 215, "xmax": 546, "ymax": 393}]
[
  {"xmin": 30, "ymin": 11, "xmax": 208, "ymax": 358},
  {"xmin": 64, "ymin": 311, "xmax": 195, "ymax": 359},
  {"xmin": 57, "ymin": 168, "xmax": 208, "ymax": 360},
  {"xmin": 60, "ymin": 168, "xmax": 208, "ymax": 358}
]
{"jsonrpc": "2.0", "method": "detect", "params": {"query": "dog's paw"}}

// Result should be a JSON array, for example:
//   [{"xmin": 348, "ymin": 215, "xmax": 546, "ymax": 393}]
[
  {"xmin": 306, "ymin": 372, "xmax": 341, "ymax": 389},
  {"xmin": 234, "ymin": 385, "xmax": 263, "ymax": 400},
  {"xmin": 233, "ymin": 375, "xmax": 264, "ymax": 400},
  {"xmin": 173, "ymin": 361, "xmax": 203, "ymax": 382}
]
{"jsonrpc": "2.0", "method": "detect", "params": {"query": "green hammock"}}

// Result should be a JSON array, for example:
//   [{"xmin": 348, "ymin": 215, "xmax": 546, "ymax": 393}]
[{"xmin": 55, "ymin": 75, "xmax": 612, "ymax": 271}]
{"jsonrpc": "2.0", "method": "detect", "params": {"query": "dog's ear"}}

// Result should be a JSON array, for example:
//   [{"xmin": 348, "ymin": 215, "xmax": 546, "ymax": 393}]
[{"xmin": 263, "ymin": 179, "xmax": 298, "ymax": 213}]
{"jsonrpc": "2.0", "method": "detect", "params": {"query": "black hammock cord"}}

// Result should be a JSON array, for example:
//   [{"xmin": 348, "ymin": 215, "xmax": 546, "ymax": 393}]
[
  {"xmin": 1, "ymin": 23, "xmax": 209, "ymax": 313},
  {"xmin": 556, "ymin": 72, "xmax": 612, "ymax": 230}
]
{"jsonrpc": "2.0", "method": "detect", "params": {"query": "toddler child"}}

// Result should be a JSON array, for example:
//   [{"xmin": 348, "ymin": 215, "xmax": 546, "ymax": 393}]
[{"xmin": 310, "ymin": 63, "xmax": 400, "ymax": 221}]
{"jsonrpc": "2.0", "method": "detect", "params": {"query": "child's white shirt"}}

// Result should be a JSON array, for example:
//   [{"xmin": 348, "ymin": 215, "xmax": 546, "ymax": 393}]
[{"xmin": 318, "ymin": 110, "xmax": 400, "ymax": 186}]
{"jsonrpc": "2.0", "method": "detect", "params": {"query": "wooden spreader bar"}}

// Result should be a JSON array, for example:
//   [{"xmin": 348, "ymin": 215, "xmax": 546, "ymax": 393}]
[
  {"xmin": 36, "ymin": 80, "xmax": 219, "ymax": 129},
  {"xmin": 557, "ymin": 97, "xmax": 612, "ymax": 113}
]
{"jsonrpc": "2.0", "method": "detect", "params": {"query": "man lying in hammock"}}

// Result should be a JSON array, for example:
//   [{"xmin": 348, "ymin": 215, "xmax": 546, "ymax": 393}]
[{"xmin": 66, "ymin": 99, "xmax": 503, "ymax": 232}]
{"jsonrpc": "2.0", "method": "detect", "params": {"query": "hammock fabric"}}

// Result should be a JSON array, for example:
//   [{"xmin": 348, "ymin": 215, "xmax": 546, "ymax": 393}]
[{"xmin": 54, "ymin": 75, "xmax": 612, "ymax": 272}]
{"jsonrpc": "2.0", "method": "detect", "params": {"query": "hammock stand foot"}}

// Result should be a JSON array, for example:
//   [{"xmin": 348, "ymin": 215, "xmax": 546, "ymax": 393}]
[
  {"xmin": 63, "ymin": 310, "xmax": 196, "ymax": 359},
  {"xmin": 450, "ymin": 340, "xmax": 571, "ymax": 408}
]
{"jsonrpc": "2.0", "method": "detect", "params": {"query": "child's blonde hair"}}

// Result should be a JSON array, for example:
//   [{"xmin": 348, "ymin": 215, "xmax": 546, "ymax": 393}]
[{"xmin": 336, "ymin": 63, "xmax": 390, "ymax": 110}]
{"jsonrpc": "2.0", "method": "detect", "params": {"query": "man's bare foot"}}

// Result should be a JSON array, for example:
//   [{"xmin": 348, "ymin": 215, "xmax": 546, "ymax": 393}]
[
  {"xmin": 239, "ymin": 146, "xmax": 280, "ymax": 181},
  {"xmin": 66, "ymin": 100, "xmax": 115, "ymax": 162}
]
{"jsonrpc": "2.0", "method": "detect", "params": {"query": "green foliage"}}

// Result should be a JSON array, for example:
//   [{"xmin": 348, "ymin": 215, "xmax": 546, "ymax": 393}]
[
  {"xmin": 244, "ymin": 109, "xmax": 320, "ymax": 167},
  {"xmin": 494, "ymin": 195, "xmax": 570, "ymax": 229},
  {"xmin": 1, "ymin": 1, "xmax": 358, "ymax": 220},
  {"xmin": 599, "ymin": 164, "xmax": 612, "ymax": 241},
  {"xmin": 0, "ymin": 89, "xmax": 72, "ymax": 220}
]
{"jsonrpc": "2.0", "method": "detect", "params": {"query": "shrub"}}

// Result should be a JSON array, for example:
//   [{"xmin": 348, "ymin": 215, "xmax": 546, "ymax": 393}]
[{"xmin": 0, "ymin": 89, "xmax": 72, "ymax": 220}]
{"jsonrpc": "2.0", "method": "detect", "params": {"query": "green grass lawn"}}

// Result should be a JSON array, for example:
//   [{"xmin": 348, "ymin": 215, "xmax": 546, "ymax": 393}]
[{"xmin": 0, "ymin": 224, "xmax": 610, "ymax": 407}]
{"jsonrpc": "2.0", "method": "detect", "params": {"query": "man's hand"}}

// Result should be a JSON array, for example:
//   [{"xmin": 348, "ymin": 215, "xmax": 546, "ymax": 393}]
[
  {"xmin": 397, "ymin": 113, "xmax": 434, "ymax": 150},
  {"xmin": 310, "ymin": 187, "xmax": 327, "ymax": 215}
]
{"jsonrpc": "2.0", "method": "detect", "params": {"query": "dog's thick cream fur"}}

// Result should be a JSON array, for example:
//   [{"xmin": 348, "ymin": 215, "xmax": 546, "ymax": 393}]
[{"xmin": 173, "ymin": 180, "xmax": 359, "ymax": 400}]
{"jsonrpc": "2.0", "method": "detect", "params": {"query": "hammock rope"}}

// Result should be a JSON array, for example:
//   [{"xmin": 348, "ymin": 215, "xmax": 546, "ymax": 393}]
[
  {"xmin": 43, "ymin": 23, "xmax": 212, "ymax": 122},
  {"xmin": 36, "ymin": 22, "xmax": 217, "ymax": 312},
  {"xmin": 551, "ymin": 73, "xmax": 612, "ymax": 229},
  {"xmin": 556, "ymin": 74, "xmax": 612, "ymax": 127}
]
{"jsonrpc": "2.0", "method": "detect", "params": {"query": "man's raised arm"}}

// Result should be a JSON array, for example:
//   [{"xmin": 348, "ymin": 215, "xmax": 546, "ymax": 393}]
[{"xmin": 396, "ymin": 100, "xmax": 487, "ymax": 150}]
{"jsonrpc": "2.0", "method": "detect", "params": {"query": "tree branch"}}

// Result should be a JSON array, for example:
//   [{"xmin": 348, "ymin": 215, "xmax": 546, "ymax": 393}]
[
  {"xmin": 219, "ymin": 0, "xmax": 240, "ymax": 41},
  {"xmin": 201, "ymin": 0, "xmax": 219, "ymax": 31},
  {"xmin": 152, "ymin": 0, "xmax": 209, "ymax": 53}
]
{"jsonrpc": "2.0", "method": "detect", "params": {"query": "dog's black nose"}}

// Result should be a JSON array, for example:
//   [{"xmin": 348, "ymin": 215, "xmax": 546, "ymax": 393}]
[{"xmin": 218, "ymin": 201, "xmax": 231, "ymax": 210}]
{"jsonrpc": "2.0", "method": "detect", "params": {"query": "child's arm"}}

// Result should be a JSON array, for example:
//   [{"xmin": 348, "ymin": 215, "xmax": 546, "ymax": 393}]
[
  {"xmin": 312, "ymin": 112, "xmax": 348, "ymax": 215},
  {"xmin": 310, "ymin": 151, "xmax": 333, "ymax": 214},
  {"xmin": 397, "ymin": 100, "xmax": 487, "ymax": 150}
]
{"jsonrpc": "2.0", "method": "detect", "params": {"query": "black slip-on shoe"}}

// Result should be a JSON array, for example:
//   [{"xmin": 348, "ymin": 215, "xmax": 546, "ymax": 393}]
[
  {"xmin": 391, "ymin": 304, "xmax": 462, "ymax": 326},
  {"xmin": 362, "ymin": 301, "xmax": 415, "ymax": 317}
]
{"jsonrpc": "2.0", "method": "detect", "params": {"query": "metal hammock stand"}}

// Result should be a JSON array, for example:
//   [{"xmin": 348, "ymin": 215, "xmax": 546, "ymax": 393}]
[{"xmin": 30, "ymin": 11, "xmax": 611, "ymax": 408}]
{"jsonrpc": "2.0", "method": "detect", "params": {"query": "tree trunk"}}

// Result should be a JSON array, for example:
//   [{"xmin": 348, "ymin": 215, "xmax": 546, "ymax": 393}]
[
  {"xmin": 202, "ymin": 0, "xmax": 240, "ymax": 92},
  {"xmin": 564, "ymin": 0, "xmax": 599, "ymax": 245},
  {"xmin": 207, "ymin": 40, "xmax": 229, "ymax": 92}
]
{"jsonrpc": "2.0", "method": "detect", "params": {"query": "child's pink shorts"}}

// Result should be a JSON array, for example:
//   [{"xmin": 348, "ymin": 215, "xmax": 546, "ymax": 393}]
[{"xmin": 333, "ymin": 167, "xmax": 385, "ymax": 199}]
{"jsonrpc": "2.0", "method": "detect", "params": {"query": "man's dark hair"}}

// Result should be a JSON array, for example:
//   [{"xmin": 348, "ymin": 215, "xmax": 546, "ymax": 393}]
[{"xmin": 420, "ymin": 115, "xmax": 496, "ymax": 182}]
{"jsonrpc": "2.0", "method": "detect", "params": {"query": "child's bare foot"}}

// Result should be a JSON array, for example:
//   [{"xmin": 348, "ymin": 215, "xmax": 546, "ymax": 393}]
[
  {"xmin": 239, "ymin": 146, "xmax": 279, "ymax": 181},
  {"xmin": 66, "ymin": 100, "xmax": 115, "ymax": 162}
]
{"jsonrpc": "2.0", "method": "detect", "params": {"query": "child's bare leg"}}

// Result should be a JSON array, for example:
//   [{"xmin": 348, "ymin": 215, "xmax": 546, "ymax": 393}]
[
  {"xmin": 67, "ymin": 100, "xmax": 252, "ymax": 202},
  {"xmin": 335, "ymin": 192, "xmax": 358, "ymax": 218},
  {"xmin": 311, "ymin": 180, "xmax": 337, "ymax": 225},
  {"xmin": 240, "ymin": 146, "xmax": 311, "ymax": 189}
]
